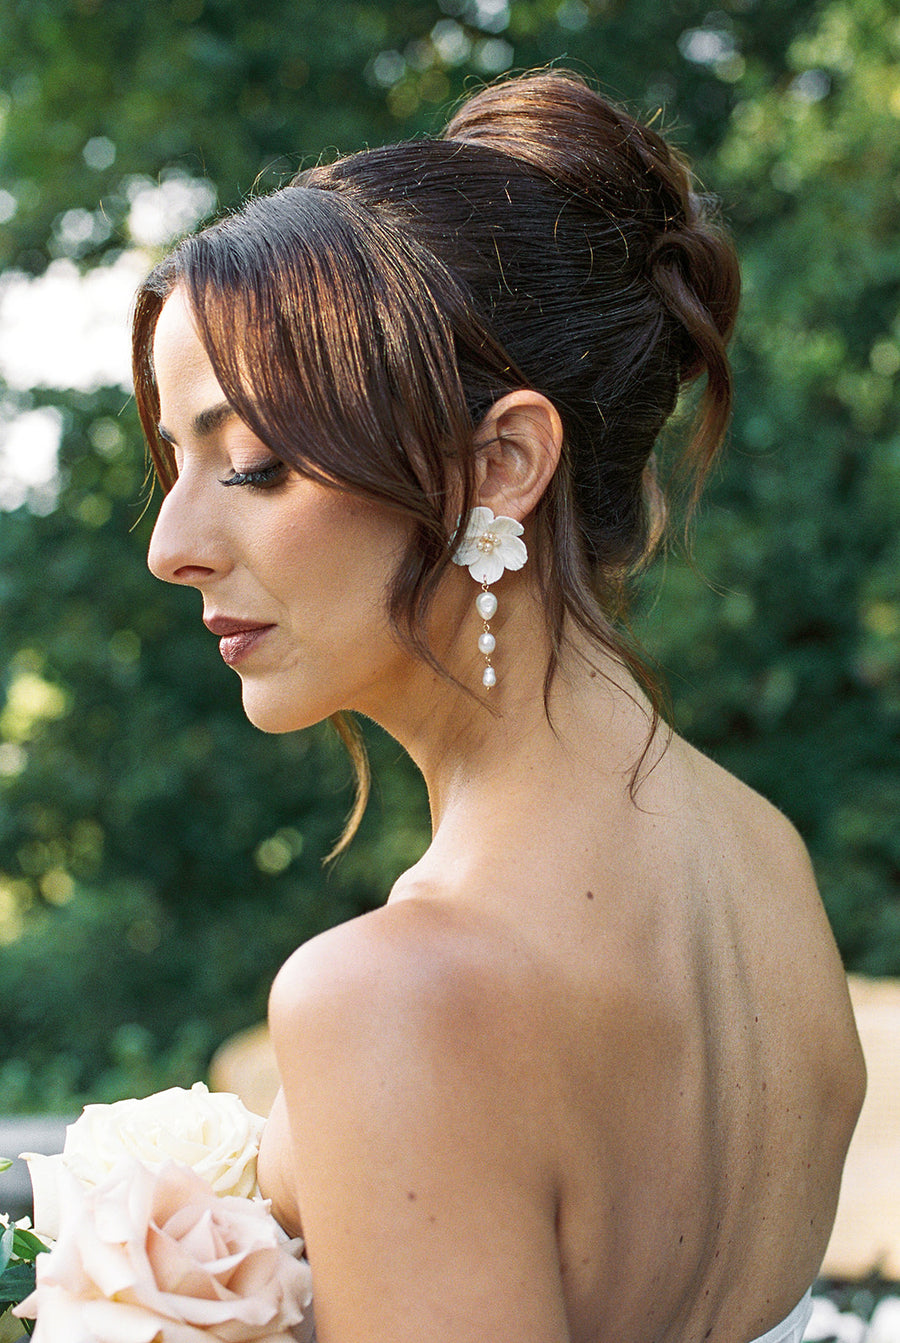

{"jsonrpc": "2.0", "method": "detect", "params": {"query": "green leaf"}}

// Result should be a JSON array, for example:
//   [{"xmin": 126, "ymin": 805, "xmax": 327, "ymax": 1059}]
[
  {"xmin": 8, "ymin": 1234, "xmax": 46, "ymax": 1264},
  {"xmin": 0, "ymin": 1230, "xmax": 12, "ymax": 1278},
  {"xmin": 0, "ymin": 1161, "xmax": 11, "ymax": 1175},
  {"xmin": 0, "ymin": 1256, "xmax": 36, "ymax": 1306}
]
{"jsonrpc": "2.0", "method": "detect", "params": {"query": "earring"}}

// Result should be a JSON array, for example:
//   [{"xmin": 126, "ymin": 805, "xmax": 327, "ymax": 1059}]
[{"xmin": 451, "ymin": 506, "xmax": 527, "ymax": 689}]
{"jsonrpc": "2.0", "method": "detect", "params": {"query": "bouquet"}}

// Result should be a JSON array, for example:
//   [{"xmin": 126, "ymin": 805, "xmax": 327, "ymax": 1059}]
[{"xmin": 0, "ymin": 1084, "xmax": 314, "ymax": 1343}]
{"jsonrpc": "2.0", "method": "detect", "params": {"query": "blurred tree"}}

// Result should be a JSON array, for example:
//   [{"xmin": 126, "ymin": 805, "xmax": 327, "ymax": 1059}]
[
  {"xmin": 0, "ymin": 0, "xmax": 896, "ymax": 1107},
  {"xmin": 640, "ymin": 0, "xmax": 900, "ymax": 971}
]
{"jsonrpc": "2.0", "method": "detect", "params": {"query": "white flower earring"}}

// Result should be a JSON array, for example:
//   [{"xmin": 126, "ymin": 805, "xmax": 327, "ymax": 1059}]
[{"xmin": 451, "ymin": 505, "xmax": 527, "ymax": 689}]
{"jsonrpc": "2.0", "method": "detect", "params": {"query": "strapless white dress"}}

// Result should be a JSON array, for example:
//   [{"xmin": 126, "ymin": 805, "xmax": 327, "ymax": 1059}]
[{"xmin": 748, "ymin": 1289, "xmax": 813, "ymax": 1343}]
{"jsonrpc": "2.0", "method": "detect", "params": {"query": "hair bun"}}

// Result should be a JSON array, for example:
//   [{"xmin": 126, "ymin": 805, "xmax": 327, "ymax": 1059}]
[
  {"xmin": 446, "ymin": 70, "xmax": 741, "ymax": 480},
  {"xmin": 648, "ymin": 213, "xmax": 739, "ymax": 374},
  {"xmin": 445, "ymin": 70, "xmax": 672, "ymax": 221}
]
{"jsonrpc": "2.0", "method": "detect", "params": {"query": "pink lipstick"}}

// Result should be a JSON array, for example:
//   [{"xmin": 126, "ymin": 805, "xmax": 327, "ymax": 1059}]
[{"xmin": 204, "ymin": 616, "xmax": 275, "ymax": 667}]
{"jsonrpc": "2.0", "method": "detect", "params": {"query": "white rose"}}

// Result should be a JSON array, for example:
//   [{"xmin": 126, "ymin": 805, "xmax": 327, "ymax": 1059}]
[{"xmin": 24, "ymin": 1083, "xmax": 264, "ymax": 1239}]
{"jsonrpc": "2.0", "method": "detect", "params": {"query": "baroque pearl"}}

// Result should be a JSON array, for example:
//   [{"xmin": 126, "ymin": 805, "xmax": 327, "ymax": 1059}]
[
  {"xmin": 478, "ymin": 631, "xmax": 496, "ymax": 655},
  {"xmin": 482, "ymin": 665, "xmax": 497, "ymax": 688},
  {"xmin": 475, "ymin": 590, "xmax": 498, "ymax": 619}
]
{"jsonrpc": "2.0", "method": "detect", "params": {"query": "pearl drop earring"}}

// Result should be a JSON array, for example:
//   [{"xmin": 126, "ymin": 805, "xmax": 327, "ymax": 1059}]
[{"xmin": 451, "ymin": 506, "xmax": 527, "ymax": 689}]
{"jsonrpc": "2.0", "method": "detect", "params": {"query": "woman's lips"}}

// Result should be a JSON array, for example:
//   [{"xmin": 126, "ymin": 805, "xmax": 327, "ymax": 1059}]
[
  {"xmin": 204, "ymin": 617, "xmax": 275, "ymax": 667},
  {"xmin": 218, "ymin": 626, "xmax": 273, "ymax": 665}
]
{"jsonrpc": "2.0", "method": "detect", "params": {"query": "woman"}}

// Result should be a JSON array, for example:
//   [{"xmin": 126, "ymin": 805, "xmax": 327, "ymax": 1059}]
[{"xmin": 134, "ymin": 71, "xmax": 865, "ymax": 1343}]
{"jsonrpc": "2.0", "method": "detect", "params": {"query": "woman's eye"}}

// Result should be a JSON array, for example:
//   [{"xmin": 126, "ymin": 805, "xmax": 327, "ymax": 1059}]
[{"xmin": 219, "ymin": 460, "xmax": 287, "ymax": 490}]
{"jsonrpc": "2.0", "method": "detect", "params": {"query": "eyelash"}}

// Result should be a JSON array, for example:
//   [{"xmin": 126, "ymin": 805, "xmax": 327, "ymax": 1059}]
[{"xmin": 219, "ymin": 461, "xmax": 287, "ymax": 490}]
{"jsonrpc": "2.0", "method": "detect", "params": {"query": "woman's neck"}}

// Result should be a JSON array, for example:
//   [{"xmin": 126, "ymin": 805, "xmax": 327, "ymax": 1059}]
[{"xmin": 353, "ymin": 574, "xmax": 659, "ymax": 837}]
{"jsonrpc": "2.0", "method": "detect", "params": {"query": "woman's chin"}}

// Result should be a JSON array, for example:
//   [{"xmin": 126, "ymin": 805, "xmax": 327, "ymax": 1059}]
[{"xmin": 239, "ymin": 686, "xmax": 326, "ymax": 735}]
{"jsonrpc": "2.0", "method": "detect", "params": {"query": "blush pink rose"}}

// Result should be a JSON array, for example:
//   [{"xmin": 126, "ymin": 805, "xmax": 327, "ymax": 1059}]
[{"xmin": 15, "ymin": 1158, "xmax": 314, "ymax": 1343}]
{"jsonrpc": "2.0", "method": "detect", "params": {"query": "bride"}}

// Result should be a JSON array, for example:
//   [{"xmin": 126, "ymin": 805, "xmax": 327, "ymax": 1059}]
[{"xmin": 133, "ymin": 70, "xmax": 864, "ymax": 1343}]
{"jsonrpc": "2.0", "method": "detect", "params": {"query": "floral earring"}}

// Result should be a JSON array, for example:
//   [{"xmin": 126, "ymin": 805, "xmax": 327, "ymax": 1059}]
[{"xmin": 451, "ymin": 506, "xmax": 527, "ymax": 688}]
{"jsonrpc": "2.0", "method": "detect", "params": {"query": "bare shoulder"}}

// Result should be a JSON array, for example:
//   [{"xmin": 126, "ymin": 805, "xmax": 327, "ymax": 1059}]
[
  {"xmin": 677, "ymin": 733, "xmax": 864, "ymax": 1078},
  {"xmin": 267, "ymin": 899, "xmax": 568, "ymax": 1343},
  {"xmin": 268, "ymin": 894, "xmax": 550, "ymax": 1160},
  {"xmin": 270, "ymin": 895, "xmax": 519, "ymax": 1058},
  {"xmin": 677, "ymin": 733, "xmax": 820, "ymax": 889}
]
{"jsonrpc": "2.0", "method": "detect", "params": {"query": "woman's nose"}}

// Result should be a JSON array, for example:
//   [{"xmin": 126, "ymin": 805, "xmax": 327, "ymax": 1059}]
[{"xmin": 147, "ymin": 480, "xmax": 230, "ymax": 587}]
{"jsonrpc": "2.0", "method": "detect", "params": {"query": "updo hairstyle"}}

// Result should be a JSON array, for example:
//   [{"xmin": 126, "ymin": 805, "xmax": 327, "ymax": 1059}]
[{"xmin": 133, "ymin": 69, "xmax": 740, "ymax": 826}]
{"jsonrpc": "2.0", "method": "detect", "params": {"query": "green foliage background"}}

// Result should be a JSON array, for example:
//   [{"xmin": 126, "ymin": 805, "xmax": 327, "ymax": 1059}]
[{"xmin": 0, "ymin": 0, "xmax": 896, "ymax": 1111}]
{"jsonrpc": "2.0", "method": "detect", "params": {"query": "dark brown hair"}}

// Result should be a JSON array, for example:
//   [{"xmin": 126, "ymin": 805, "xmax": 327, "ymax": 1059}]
[{"xmin": 133, "ymin": 70, "xmax": 740, "ymax": 849}]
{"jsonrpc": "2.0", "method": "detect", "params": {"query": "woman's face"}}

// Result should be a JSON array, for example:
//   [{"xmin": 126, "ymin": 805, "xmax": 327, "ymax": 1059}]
[{"xmin": 147, "ymin": 286, "xmax": 413, "ymax": 732}]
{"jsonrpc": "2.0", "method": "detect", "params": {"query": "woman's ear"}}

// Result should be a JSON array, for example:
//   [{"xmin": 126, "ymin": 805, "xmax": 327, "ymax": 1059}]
[{"xmin": 473, "ymin": 390, "xmax": 563, "ymax": 522}]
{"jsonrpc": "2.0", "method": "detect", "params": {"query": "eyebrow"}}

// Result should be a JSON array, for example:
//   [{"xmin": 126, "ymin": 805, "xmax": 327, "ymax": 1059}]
[{"xmin": 157, "ymin": 401, "xmax": 237, "ymax": 445}]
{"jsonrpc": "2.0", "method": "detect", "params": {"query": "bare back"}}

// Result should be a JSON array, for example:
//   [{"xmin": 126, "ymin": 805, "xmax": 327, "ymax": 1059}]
[
  {"xmin": 519, "ymin": 734, "xmax": 865, "ymax": 1343},
  {"xmin": 262, "ymin": 726, "xmax": 864, "ymax": 1343}
]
